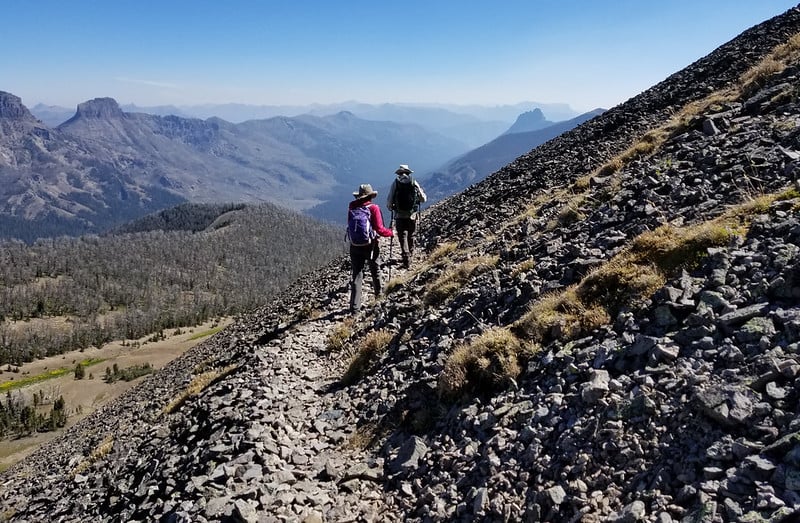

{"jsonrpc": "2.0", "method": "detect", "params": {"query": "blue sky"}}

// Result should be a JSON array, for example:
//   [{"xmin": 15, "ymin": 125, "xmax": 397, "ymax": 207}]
[{"xmin": 3, "ymin": 1, "xmax": 798, "ymax": 112}]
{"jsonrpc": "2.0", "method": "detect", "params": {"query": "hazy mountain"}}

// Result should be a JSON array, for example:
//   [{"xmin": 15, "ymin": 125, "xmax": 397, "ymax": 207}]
[
  {"xmin": 423, "ymin": 108, "xmax": 605, "ymax": 201},
  {"xmin": 120, "ymin": 103, "xmax": 192, "ymax": 118},
  {"xmin": 0, "ymin": 94, "xmax": 469, "ymax": 241},
  {"xmin": 31, "ymin": 100, "xmax": 580, "ymax": 150},
  {"xmin": 123, "ymin": 101, "xmax": 580, "ymax": 148},
  {"xmin": 502, "ymin": 108, "xmax": 552, "ymax": 134},
  {"xmin": 29, "ymin": 103, "xmax": 74, "ymax": 127}
]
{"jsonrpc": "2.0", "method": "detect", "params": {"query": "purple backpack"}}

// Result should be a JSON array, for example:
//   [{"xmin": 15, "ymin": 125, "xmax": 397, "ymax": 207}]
[{"xmin": 347, "ymin": 204, "xmax": 374, "ymax": 246}]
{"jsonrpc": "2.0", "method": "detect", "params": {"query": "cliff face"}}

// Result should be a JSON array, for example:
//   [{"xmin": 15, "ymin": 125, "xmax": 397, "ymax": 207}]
[
  {"xmin": 0, "ymin": 91, "xmax": 36, "ymax": 120},
  {"xmin": 3, "ymin": 6, "xmax": 800, "ymax": 523}
]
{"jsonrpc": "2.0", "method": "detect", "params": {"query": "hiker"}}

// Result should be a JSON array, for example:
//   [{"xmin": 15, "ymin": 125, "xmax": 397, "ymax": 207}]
[
  {"xmin": 387, "ymin": 164, "xmax": 427, "ymax": 268},
  {"xmin": 347, "ymin": 183, "xmax": 394, "ymax": 312}
]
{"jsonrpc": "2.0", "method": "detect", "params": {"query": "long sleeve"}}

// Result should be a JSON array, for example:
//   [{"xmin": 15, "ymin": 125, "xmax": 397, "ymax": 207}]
[{"xmin": 369, "ymin": 204, "xmax": 394, "ymax": 237}]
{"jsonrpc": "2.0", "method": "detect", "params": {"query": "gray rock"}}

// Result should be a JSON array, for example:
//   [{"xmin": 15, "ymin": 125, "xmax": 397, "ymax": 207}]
[{"xmin": 389, "ymin": 436, "xmax": 428, "ymax": 474}]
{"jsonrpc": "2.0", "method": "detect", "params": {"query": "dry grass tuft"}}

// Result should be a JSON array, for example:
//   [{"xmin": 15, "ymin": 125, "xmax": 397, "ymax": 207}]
[
  {"xmin": 346, "ymin": 422, "xmax": 382, "ymax": 451},
  {"xmin": 583, "ymin": 31, "xmax": 800, "ymax": 197},
  {"xmin": 514, "ymin": 288, "xmax": 611, "ymax": 343},
  {"xmin": 740, "ymin": 32, "xmax": 800, "ymax": 96},
  {"xmin": 777, "ymin": 186, "xmax": 800, "ymax": 201},
  {"xmin": 439, "ymin": 328, "xmax": 535, "ymax": 399},
  {"xmin": 557, "ymin": 200, "xmax": 587, "ymax": 227},
  {"xmin": 740, "ymin": 57, "xmax": 784, "ymax": 96},
  {"xmin": 163, "ymin": 364, "xmax": 238, "ymax": 414},
  {"xmin": 428, "ymin": 242, "xmax": 458, "ymax": 263},
  {"xmin": 515, "ymin": 214, "xmax": 746, "ymax": 345},
  {"xmin": 596, "ymin": 157, "xmax": 624, "ymax": 177},
  {"xmin": 341, "ymin": 329, "xmax": 394, "ymax": 385},
  {"xmin": 573, "ymin": 175, "xmax": 592, "ymax": 191},
  {"xmin": 71, "ymin": 434, "xmax": 114, "ymax": 476},
  {"xmin": 576, "ymin": 260, "xmax": 665, "ymax": 316},
  {"xmin": 510, "ymin": 259, "xmax": 536, "ymax": 278},
  {"xmin": 423, "ymin": 255, "xmax": 499, "ymax": 306},
  {"xmin": 629, "ymin": 222, "xmax": 736, "ymax": 273},
  {"xmin": 327, "ymin": 318, "xmax": 355, "ymax": 352}
]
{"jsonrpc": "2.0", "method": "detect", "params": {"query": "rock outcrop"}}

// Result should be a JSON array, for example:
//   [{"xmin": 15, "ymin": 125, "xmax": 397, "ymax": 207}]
[
  {"xmin": 69, "ymin": 97, "xmax": 126, "ymax": 120},
  {"xmin": 504, "ymin": 108, "xmax": 549, "ymax": 135},
  {"xmin": 2, "ymin": 5, "xmax": 800, "ymax": 523},
  {"xmin": 0, "ymin": 91, "xmax": 37, "ymax": 121}
]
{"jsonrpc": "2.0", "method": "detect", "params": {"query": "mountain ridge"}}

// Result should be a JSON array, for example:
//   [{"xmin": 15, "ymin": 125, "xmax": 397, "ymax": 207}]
[
  {"xmin": 0, "ymin": 96, "xmax": 469, "ymax": 240},
  {"xmin": 424, "ymin": 108, "xmax": 605, "ymax": 202}
]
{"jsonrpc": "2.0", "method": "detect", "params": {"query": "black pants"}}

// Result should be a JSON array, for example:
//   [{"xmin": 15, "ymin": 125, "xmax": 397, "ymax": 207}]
[
  {"xmin": 349, "ymin": 242, "xmax": 381, "ymax": 310},
  {"xmin": 395, "ymin": 216, "xmax": 416, "ymax": 257}
]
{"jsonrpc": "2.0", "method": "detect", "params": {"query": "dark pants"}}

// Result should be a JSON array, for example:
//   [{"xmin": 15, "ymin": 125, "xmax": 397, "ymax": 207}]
[
  {"xmin": 396, "ymin": 216, "xmax": 416, "ymax": 261},
  {"xmin": 350, "ymin": 242, "xmax": 381, "ymax": 311}
]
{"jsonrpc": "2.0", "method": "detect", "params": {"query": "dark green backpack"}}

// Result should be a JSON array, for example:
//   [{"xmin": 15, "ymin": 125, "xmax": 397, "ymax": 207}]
[{"xmin": 394, "ymin": 177, "xmax": 419, "ymax": 213}]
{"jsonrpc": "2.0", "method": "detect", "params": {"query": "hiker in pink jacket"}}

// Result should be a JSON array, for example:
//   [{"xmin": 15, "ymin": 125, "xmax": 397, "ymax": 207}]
[{"xmin": 346, "ymin": 184, "xmax": 394, "ymax": 312}]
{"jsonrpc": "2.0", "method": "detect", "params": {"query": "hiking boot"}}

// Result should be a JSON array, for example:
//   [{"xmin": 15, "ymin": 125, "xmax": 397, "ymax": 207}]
[{"xmin": 401, "ymin": 254, "xmax": 410, "ymax": 269}]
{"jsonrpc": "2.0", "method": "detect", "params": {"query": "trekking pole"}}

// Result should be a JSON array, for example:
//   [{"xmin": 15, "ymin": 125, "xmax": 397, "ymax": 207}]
[{"xmin": 388, "ymin": 210, "xmax": 395, "ymax": 281}]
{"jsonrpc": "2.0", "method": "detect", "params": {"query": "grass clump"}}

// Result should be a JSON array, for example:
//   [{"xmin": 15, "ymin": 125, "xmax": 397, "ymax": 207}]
[
  {"xmin": 423, "ymin": 255, "xmax": 499, "ymax": 306},
  {"xmin": 439, "ymin": 328, "xmax": 534, "ymax": 399},
  {"xmin": 510, "ymin": 259, "xmax": 536, "ymax": 278},
  {"xmin": 596, "ymin": 157, "xmax": 624, "ymax": 177},
  {"xmin": 556, "ymin": 201, "xmax": 586, "ymax": 228},
  {"xmin": 341, "ymin": 329, "xmax": 394, "ymax": 386},
  {"xmin": 428, "ymin": 242, "xmax": 458, "ymax": 263},
  {"xmin": 515, "ymin": 217, "xmax": 741, "ymax": 345},
  {"xmin": 71, "ymin": 434, "xmax": 114, "ymax": 476},
  {"xmin": 514, "ymin": 288, "xmax": 611, "ymax": 343},
  {"xmin": 628, "ymin": 222, "xmax": 736, "ymax": 272},
  {"xmin": 326, "ymin": 318, "xmax": 354, "ymax": 352},
  {"xmin": 163, "ymin": 364, "xmax": 238, "ymax": 414},
  {"xmin": 346, "ymin": 422, "xmax": 382, "ymax": 451}
]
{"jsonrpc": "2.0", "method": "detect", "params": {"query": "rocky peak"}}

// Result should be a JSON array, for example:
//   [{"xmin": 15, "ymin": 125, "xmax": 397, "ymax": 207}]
[
  {"xmin": 505, "ymin": 108, "xmax": 549, "ymax": 134},
  {"xmin": 517, "ymin": 108, "xmax": 545, "ymax": 123},
  {"xmin": 73, "ymin": 97, "xmax": 125, "ymax": 119},
  {"xmin": 0, "ymin": 91, "xmax": 37, "ymax": 121}
]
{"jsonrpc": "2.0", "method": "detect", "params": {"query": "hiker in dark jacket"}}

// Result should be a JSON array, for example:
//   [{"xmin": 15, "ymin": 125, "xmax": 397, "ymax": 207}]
[
  {"xmin": 347, "ymin": 184, "xmax": 394, "ymax": 312},
  {"xmin": 387, "ymin": 164, "xmax": 427, "ymax": 268}
]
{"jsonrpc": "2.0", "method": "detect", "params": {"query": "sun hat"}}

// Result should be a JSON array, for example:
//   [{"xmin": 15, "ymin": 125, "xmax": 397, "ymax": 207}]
[
  {"xmin": 395, "ymin": 164, "xmax": 413, "ymax": 175},
  {"xmin": 353, "ymin": 183, "xmax": 378, "ymax": 199}
]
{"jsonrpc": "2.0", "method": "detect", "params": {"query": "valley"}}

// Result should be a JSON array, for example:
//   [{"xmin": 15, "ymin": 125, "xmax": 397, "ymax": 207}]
[{"xmin": 0, "ymin": 317, "xmax": 230, "ymax": 471}]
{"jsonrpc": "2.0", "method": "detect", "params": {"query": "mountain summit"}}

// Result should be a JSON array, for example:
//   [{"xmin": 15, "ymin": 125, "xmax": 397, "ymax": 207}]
[
  {"xmin": 504, "ymin": 107, "xmax": 548, "ymax": 134},
  {"xmin": 67, "ymin": 97, "xmax": 126, "ymax": 120},
  {"xmin": 2, "ymin": 5, "xmax": 800, "ymax": 522}
]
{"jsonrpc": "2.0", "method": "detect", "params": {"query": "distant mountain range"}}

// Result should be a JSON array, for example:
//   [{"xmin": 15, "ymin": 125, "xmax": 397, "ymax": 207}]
[
  {"xmin": 0, "ymin": 92, "xmax": 469, "ymax": 240},
  {"xmin": 31, "ymin": 100, "xmax": 581, "ymax": 149},
  {"xmin": 4, "ymin": 91, "xmax": 591, "ymax": 242},
  {"xmin": 423, "ymin": 108, "xmax": 606, "ymax": 201}
]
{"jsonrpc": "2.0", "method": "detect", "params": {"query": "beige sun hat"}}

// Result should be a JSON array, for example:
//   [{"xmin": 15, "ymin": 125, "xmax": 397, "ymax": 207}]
[
  {"xmin": 353, "ymin": 183, "xmax": 378, "ymax": 199},
  {"xmin": 395, "ymin": 164, "xmax": 413, "ymax": 175}
]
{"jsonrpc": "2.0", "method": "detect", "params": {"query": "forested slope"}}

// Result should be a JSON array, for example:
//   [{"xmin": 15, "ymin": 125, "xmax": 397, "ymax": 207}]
[{"xmin": 0, "ymin": 203, "xmax": 343, "ymax": 364}]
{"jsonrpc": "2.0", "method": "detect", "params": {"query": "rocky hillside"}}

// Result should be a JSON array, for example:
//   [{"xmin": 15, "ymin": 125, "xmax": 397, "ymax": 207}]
[{"xmin": 2, "ymin": 5, "xmax": 800, "ymax": 523}]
